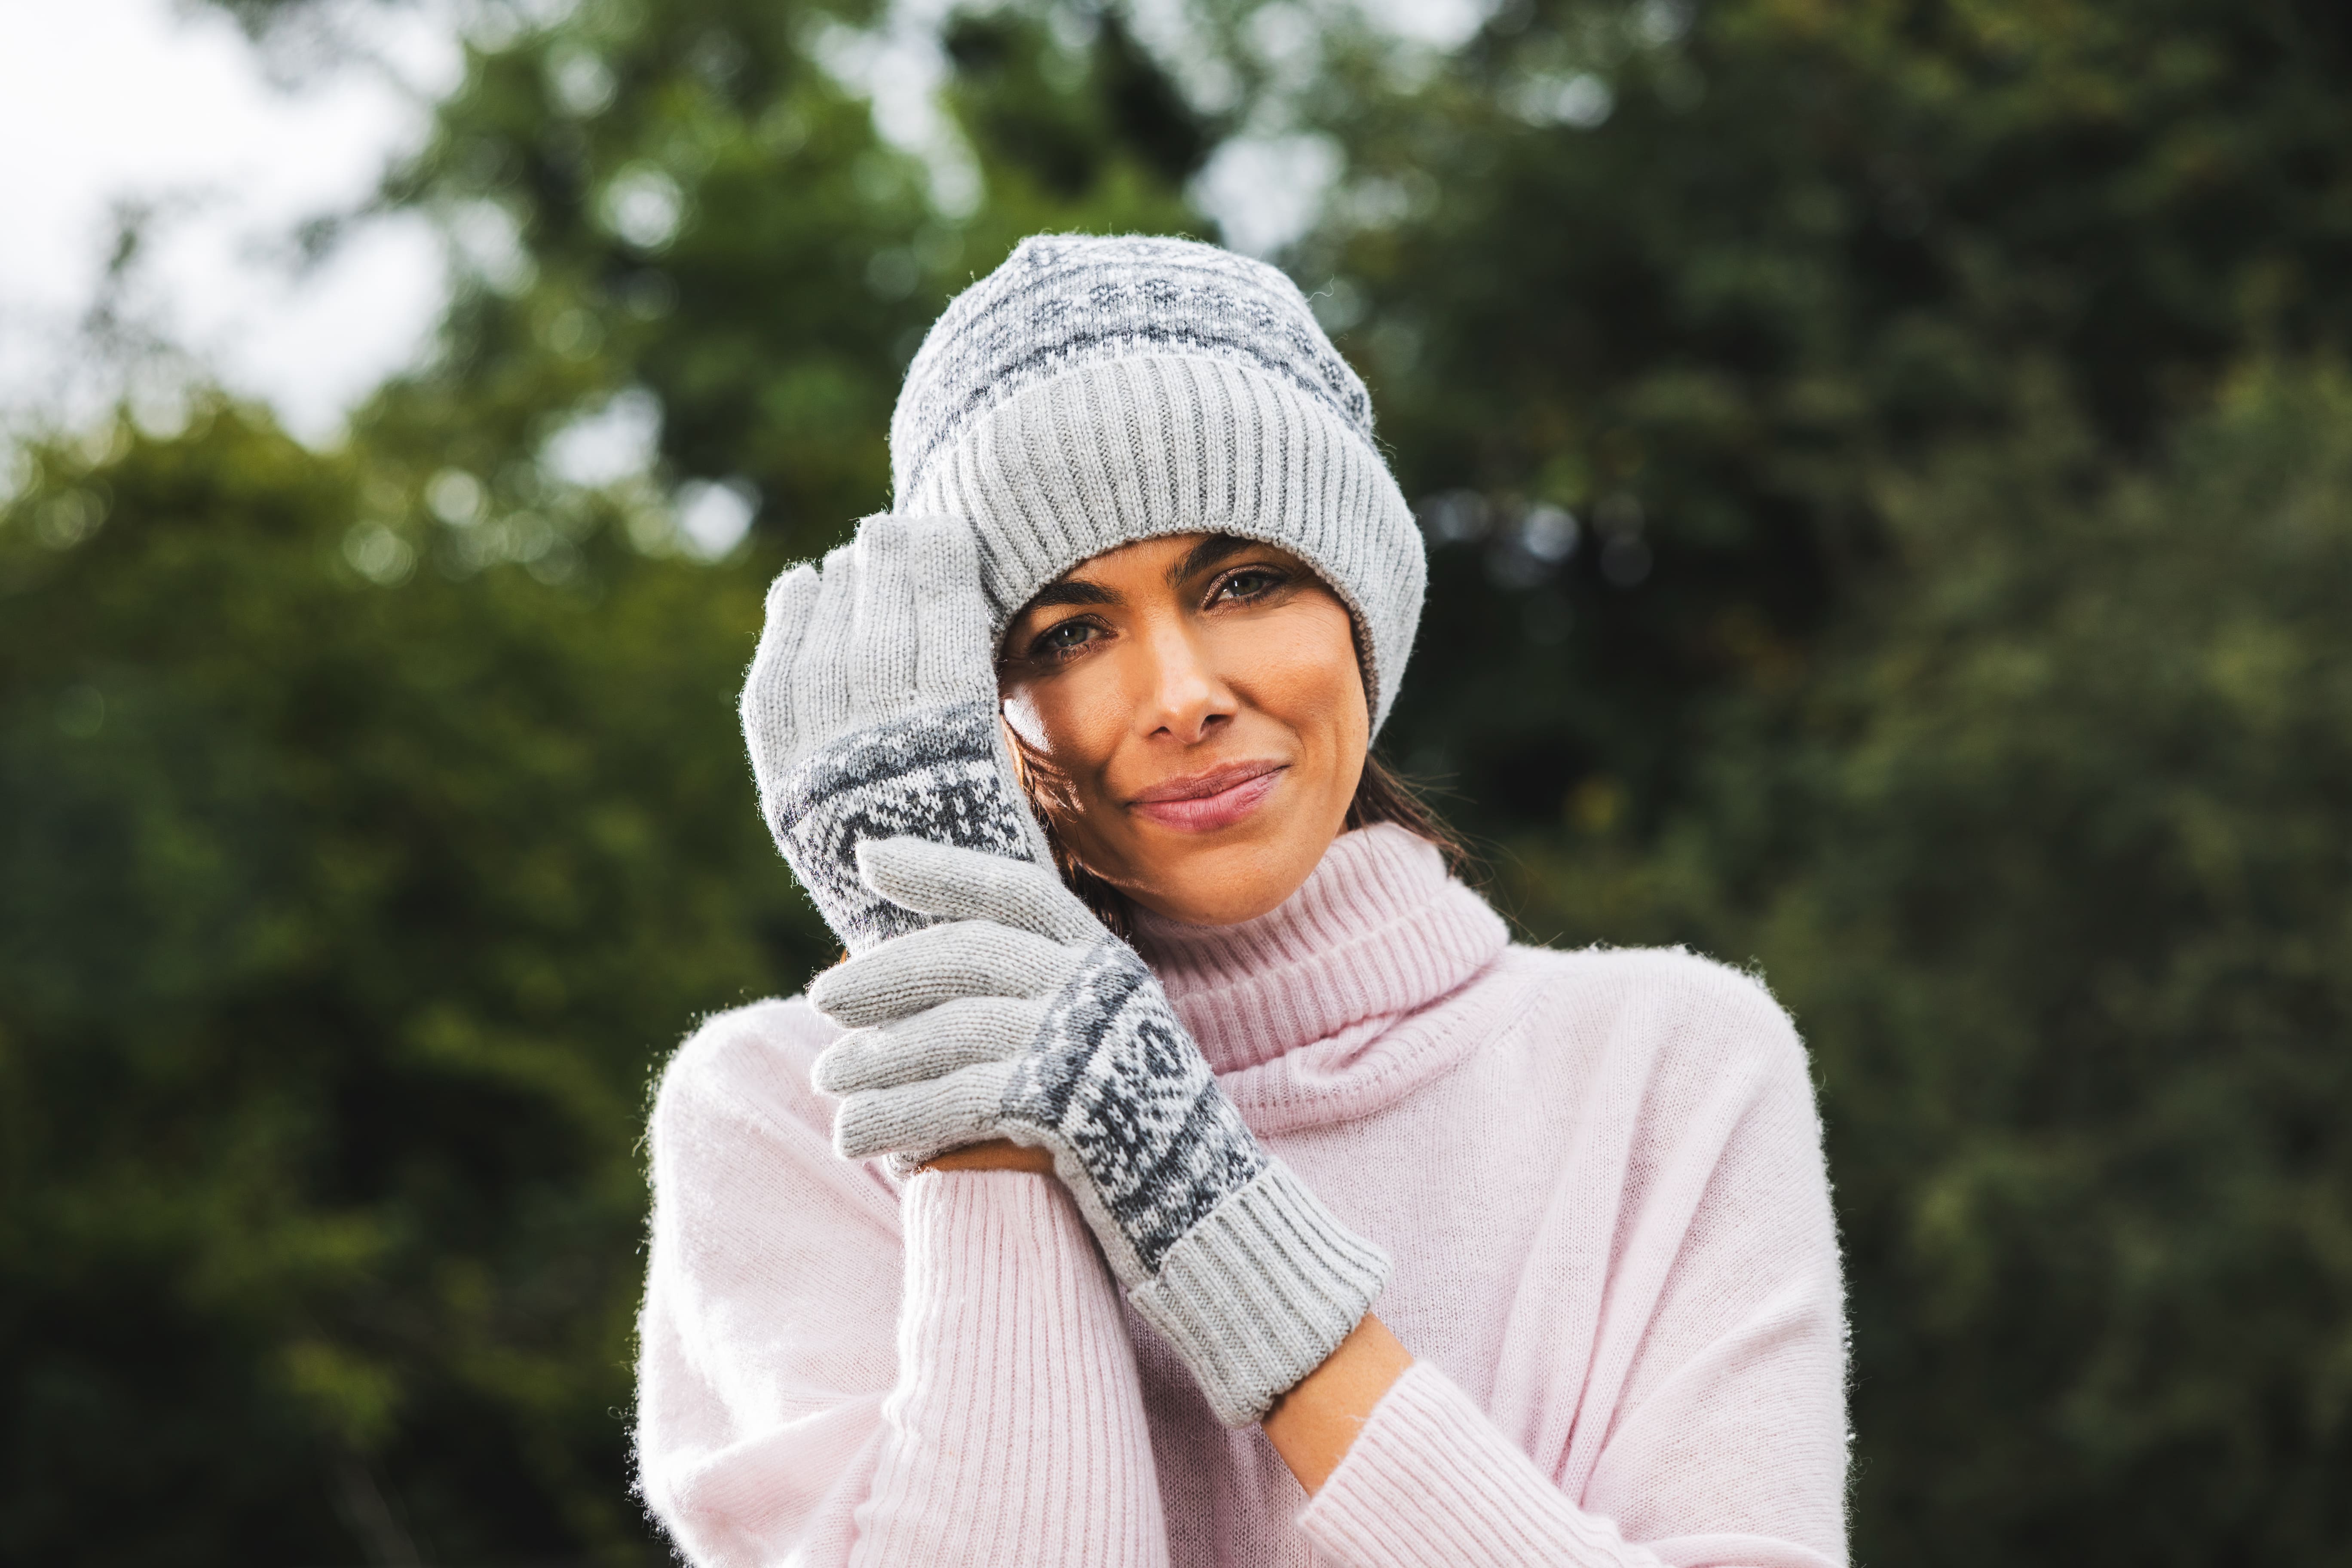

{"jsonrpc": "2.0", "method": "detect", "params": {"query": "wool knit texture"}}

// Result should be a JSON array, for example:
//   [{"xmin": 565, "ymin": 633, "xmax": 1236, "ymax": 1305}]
[
  {"xmin": 889, "ymin": 234, "xmax": 1427, "ymax": 735},
  {"xmin": 636, "ymin": 826, "xmax": 1850, "ymax": 1567},
  {"xmin": 739, "ymin": 514, "xmax": 1051, "ymax": 952},
  {"xmin": 808, "ymin": 839, "xmax": 1393, "ymax": 1424}
]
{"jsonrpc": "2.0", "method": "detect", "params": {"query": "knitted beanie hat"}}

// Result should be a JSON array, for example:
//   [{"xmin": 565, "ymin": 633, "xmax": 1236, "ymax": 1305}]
[{"xmin": 889, "ymin": 233, "xmax": 1426, "ymax": 736}]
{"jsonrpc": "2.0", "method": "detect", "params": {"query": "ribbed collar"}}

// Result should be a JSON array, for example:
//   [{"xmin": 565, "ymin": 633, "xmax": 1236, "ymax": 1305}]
[{"xmin": 1131, "ymin": 825, "xmax": 1511, "ymax": 1107}]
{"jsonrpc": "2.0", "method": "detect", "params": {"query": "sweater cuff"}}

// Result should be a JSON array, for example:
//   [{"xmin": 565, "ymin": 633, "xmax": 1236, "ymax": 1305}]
[
  {"xmin": 868, "ymin": 1169, "xmax": 1167, "ymax": 1566},
  {"xmin": 1299, "ymin": 1362, "xmax": 1655, "ymax": 1568},
  {"xmin": 1126, "ymin": 1159, "xmax": 1390, "ymax": 1426}
]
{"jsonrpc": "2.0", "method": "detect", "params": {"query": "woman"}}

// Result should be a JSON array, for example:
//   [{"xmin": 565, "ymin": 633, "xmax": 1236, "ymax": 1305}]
[{"xmin": 636, "ymin": 236, "xmax": 1847, "ymax": 1567}]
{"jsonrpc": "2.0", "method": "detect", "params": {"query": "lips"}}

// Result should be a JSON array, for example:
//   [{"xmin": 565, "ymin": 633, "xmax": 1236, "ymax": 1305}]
[{"xmin": 1127, "ymin": 760, "xmax": 1287, "ymax": 833}]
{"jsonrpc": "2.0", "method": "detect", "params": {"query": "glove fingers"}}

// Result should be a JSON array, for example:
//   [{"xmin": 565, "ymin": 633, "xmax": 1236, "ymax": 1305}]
[
  {"xmin": 741, "ymin": 563, "xmax": 820, "ymax": 795},
  {"xmin": 811, "ymin": 996, "xmax": 1044, "ymax": 1094},
  {"xmin": 833, "ymin": 1060, "xmax": 1019, "ymax": 1161},
  {"xmin": 808, "ymin": 919, "xmax": 1080, "ymax": 1026},
  {"xmin": 858, "ymin": 836, "xmax": 1101, "ymax": 943},
  {"xmin": 848, "ymin": 513, "xmax": 919, "ymax": 714},
  {"xmin": 789, "ymin": 542, "xmax": 858, "ymax": 746},
  {"xmin": 903, "ymin": 515, "xmax": 995, "ymax": 707}
]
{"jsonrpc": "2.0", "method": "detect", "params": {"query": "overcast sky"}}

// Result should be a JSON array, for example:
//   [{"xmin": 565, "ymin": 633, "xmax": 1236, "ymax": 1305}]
[
  {"xmin": 0, "ymin": 0, "xmax": 1486, "ymax": 452},
  {"xmin": 0, "ymin": 0, "xmax": 457, "ymax": 444}
]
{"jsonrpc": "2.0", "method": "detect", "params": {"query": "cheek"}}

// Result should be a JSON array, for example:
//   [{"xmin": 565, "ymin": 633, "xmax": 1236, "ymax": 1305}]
[
  {"xmin": 1001, "ymin": 661, "xmax": 1132, "ymax": 784},
  {"xmin": 1213, "ymin": 605, "xmax": 1367, "ymax": 755}
]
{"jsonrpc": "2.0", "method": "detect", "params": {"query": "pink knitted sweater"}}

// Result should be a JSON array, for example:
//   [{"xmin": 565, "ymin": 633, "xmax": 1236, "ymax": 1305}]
[{"xmin": 636, "ymin": 825, "xmax": 1848, "ymax": 1567}]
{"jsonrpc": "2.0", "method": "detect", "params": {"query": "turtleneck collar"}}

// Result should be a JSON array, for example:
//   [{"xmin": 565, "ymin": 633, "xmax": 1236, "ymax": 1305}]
[{"xmin": 1130, "ymin": 825, "xmax": 1511, "ymax": 1109}]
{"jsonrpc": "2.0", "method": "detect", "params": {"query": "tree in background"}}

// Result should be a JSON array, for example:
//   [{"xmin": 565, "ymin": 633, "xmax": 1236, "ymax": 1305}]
[
  {"xmin": 362, "ymin": 0, "xmax": 1215, "ymax": 556},
  {"xmin": 0, "ymin": 408, "xmax": 806, "ymax": 1562},
  {"xmin": 3, "ymin": 3, "xmax": 1218, "ymax": 1562},
  {"xmin": 1308, "ymin": 0, "xmax": 2352, "ymax": 841},
  {"xmin": 5, "ymin": 0, "xmax": 2352, "ymax": 1562},
  {"xmin": 1515, "ymin": 364, "xmax": 2352, "ymax": 1564}
]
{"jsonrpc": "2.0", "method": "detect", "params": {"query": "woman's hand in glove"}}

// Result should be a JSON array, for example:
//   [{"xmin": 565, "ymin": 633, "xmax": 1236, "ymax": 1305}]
[
  {"xmin": 808, "ymin": 836, "xmax": 1391, "ymax": 1426},
  {"xmin": 740, "ymin": 513, "xmax": 1052, "ymax": 953}
]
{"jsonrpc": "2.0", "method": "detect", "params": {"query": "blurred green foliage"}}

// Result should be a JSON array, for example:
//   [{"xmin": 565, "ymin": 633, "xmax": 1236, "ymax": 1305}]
[
  {"xmin": 1514, "ymin": 363, "xmax": 2352, "ymax": 1562},
  {"xmin": 359, "ymin": 0, "xmax": 1210, "ymax": 552},
  {"xmin": 1327, "ymin": 0, "xmax": 2352, "ymax": 831},
  {"xmin": 0, "ymin": 409, "xmax": 813, "ymax": 1562},
  {"xmin": 5, "ymin": 0, "xmax": 2352, "ymax": 1562}
]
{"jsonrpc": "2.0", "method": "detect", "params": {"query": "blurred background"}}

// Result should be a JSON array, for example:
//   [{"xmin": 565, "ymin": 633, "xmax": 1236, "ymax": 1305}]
[{"xmin": 6, "ymin": 0, "xmax": 2351, "ymax": 1562}]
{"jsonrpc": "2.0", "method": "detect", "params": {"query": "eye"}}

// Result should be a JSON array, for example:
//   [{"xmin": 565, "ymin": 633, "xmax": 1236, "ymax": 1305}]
[
  {"xmin": 1212, "ymin": 565, "xmax": 1289, "ymax": 604},
  {"xmin": 1028, "ymin": 616, "xmax": 1102, "ymax": 662}
]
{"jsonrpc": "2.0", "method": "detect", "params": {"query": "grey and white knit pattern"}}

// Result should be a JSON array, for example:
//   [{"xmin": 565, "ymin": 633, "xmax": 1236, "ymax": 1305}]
[
  {"xmin": 893, "ymin": 235, "xmax": 1376, "ymax": 479},
  {"xmin": 890, "ymin": 234, "xmax": 1427, "ymax": 736},
  {"xmin": 809, "ymin": 836, "xmax": 1393, "ymax": 1425},
  {"xmin": 741, "ymin": 515, "xmax": 1052, "ymax": 952},
  {"xmin": 767, "ymin": 702, "xmax": 1037, "ymax": 950},
  {"xmin": 1001, "ymin": 939, "xmax": 1268, "ymax": 1273}
]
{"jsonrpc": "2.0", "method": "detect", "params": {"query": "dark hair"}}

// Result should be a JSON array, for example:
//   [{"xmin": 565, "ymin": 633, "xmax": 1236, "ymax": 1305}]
[{"xmin": 1005, "ymin": 733, "xmax": 1468, "ymax": 939}]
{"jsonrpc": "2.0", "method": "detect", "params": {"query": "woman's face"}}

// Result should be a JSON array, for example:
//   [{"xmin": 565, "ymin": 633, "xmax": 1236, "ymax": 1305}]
[{"xmin": 998, "ymin": 533, "xmax": 1369, "ymax": 926}]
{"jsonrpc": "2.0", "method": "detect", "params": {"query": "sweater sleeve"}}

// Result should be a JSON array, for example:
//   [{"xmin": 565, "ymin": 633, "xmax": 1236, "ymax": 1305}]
[
  {"xmin": 1299, "ymin": 1363, "xmax": 1834, "ymax": 1568},
  {"xmin": 1296, "ymin": 964, "xmax": 1847, "ymax": 1568},
  {"xmin": 635, "ymin": 1003, "xmax": 1167, "ymax": 1568},
  {"xmin": 853, "ymin": 1172, "xmax": 1169, "ymax": 1565}
]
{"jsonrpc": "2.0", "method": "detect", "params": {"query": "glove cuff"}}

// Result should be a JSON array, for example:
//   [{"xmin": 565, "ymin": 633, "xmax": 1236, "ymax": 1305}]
[
  {"xmin": 1126, "ymin": 1158, "xmax": 1391, "ymax": 1426},
  {"xmin": 770, "ymin": 699, "xmax": 1047, "ymax": 951}
]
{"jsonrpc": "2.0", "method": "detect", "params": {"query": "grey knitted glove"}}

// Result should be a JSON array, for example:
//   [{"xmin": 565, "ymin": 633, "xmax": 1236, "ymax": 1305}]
[
  {"xmin": 808, "ymin": 836, "xmax": 1393, "ymax": 1426},
  {"xmin": 741, "ymin": 513, "xmax": 1052, "ymax": 953}
]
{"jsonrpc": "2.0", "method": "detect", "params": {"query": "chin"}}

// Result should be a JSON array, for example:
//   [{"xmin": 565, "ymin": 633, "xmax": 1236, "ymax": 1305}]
[{"xmin": 1124, "ymin": 824, "xmax": 1323, "ymax": 927}]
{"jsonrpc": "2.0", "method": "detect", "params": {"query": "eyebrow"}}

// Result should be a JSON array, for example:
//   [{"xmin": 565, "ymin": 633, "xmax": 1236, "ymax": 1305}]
[
  {"xmin": 1024, "ymin": 577, "xmax": 1119, "ymax": 609},
  {"xmin": 1168, "ymin": 533, "xmax": 1256, "ymax": 584},
  {"xmin": 1029, "ymin": 535, "xmax": 1266, "ymax": 613}
]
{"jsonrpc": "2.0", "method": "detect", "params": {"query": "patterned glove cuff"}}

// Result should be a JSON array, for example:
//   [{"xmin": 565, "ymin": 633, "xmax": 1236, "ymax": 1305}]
[
  {"xmin": 770, "ymin": 700, "xmax": 1046, "ymax": 951},
  {"xmin": 1125, "ymin": 1159, "xmax": 1392, "ymax": 1427}
]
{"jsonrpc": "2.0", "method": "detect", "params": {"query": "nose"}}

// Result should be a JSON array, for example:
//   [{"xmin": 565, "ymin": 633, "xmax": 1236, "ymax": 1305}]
[{"xmin": 1133, "ymin": 611, "xmax": 1233, "ymax": 745}]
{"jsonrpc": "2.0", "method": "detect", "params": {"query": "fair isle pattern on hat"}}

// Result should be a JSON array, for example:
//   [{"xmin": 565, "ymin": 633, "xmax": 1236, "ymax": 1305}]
[
  {"xmin": 889, "ymin": 234, "xmax": 1428, "ymax": 737},
  {"xmin": 891, "ymin": 236, "xmax": 1377, "ymax": 478}
]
